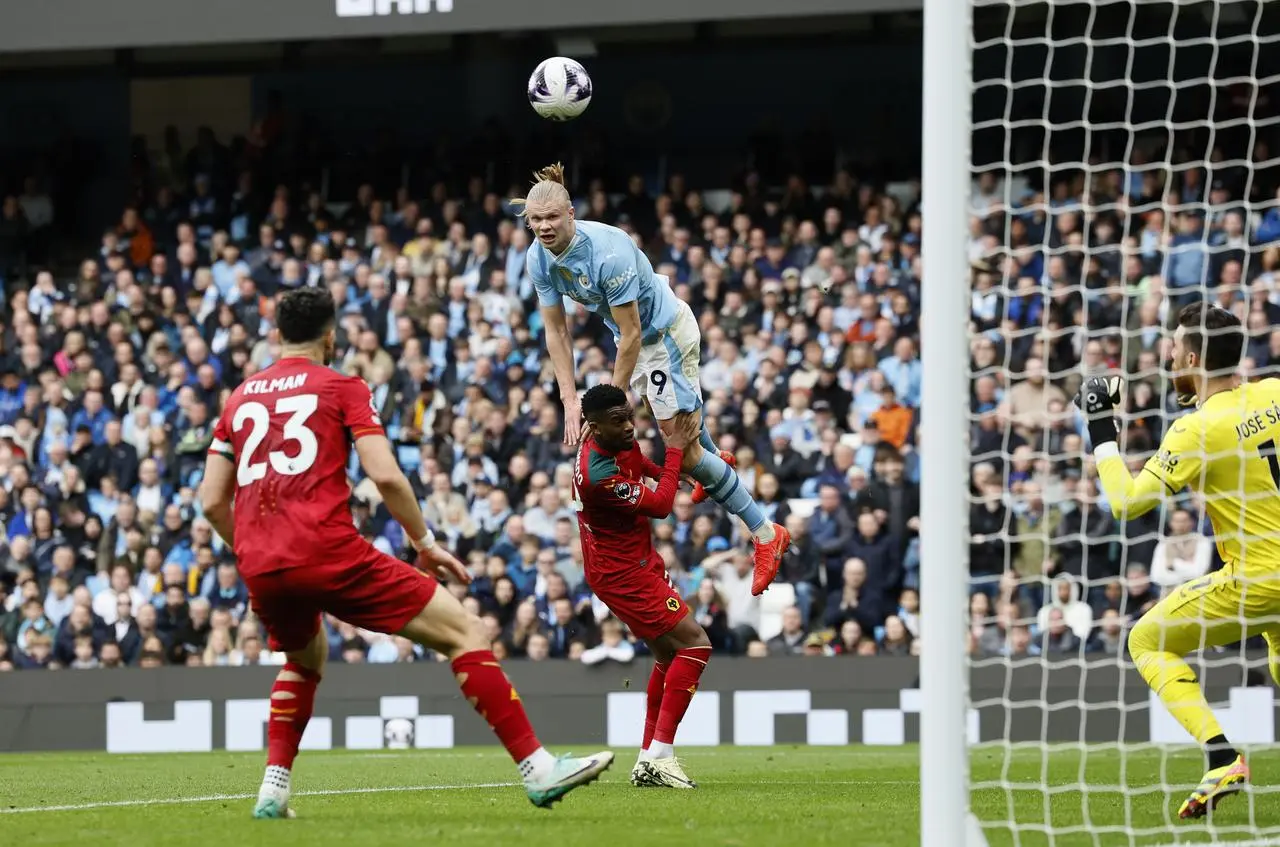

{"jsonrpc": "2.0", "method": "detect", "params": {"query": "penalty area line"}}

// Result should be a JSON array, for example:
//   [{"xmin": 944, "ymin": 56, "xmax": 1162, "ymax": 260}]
[{"xmin": 0, "ymin": 781, "xmax": 519, "ymax": 815}]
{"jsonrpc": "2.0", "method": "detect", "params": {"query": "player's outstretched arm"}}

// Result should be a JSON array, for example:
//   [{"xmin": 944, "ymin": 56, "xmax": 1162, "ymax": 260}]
[
  {"xmin": 601, "ymin": 251, "xmax": 645, "ymax": 392},
  {"xmin": 1077, "ymin": 375, "xmax": 1183, "ymax": 520},
  {"xmin": 638, "ymin": 420, "xmax": 705, "ymax": 481},
  {"xmin": 622, "ymin": 411, "xmax": 703, "ymax": 519},
  {"xmin": 1094, "ymin": 452, "xmax": 1165, "ymax": 521},
  {"xmin": 199, "ymin": 450, "xmax": 236, "ymax": 546},
  {"xmin": 608, "ymin": 301, "xmax": 643, "ymax": 395},
  {"xmin": 539, "ymin": 302, "xmax": 582, "ymax": 445},
  {"xmin": 631, "ymin": 446, "xmax": 684, "ymax": 519},
  {"xmin": 354, "ymin": 434, "xmax": 470, "ymax": 585},
  {"xmin": 639, "ymin": 449, "xmax": 665, "ymax": 481}
]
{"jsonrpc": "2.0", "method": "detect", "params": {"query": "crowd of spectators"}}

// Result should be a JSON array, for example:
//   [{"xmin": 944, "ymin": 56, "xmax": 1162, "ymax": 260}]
[
  {"xmin": 965, "ymin": 136, "xmax": 1280, "ymax": 659},
  {"xmin": 0, "ymin": 108, "xmax": 1276, "ymax": 671}
]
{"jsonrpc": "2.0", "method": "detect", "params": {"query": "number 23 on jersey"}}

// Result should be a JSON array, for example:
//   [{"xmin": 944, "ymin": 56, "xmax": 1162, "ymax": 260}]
[{"xmin": 232, "ymin": 393, "xmax": 320, "ymax": 486}]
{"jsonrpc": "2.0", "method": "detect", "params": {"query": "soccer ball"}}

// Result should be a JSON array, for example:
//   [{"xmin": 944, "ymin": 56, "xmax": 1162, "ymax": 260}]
[
  {"xmin": 527, "ymin": 57, "xmax": 593, "ymax": 121},
  {"xmin": 384, "ymin": 718, "xmax": 415, "ymax": 750}
]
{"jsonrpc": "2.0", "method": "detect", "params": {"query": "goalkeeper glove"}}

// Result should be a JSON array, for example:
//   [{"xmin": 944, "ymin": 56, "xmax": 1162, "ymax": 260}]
[{"xmin": 1074, "ymin": 375, "xmax": 1123, "ymax": 448}]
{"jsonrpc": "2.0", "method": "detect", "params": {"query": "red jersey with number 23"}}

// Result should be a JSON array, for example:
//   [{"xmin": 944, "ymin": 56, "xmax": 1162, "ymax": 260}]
[
  {"xmin": 208, "ymin": 357, "xmax": 385, "ymax": 577},
  {"xmin": 573, "ymin": 437, "xmax": 683, "ymax": 575}
]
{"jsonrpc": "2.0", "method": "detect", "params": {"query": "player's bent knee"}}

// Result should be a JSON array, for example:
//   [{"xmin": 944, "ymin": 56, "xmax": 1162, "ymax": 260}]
[
  {"xmin": 677, "ymin": 620, "xmax": 712, "ymax": 651},
  {"xmin": 397, "ymin": 589, "xmax": 488, "ymax": 657},
  {"xmin": 1126, "ymin": 618, "xmax": 1155, "ymax": 660},
  {"xmin": 282, "ymin": 631, "xmax": 328, "ymax": 676},
  {"xmin": 461, "ymin": 613, "xmax": 491, "ymax": 653},
  {"xmin": 285, "ymin": 662, "xmax": 324, "ymax": 679},
  {"xmin": 664, "ymin": 613, "xmax": 711, "ymax": 652},
  {"xmin": 1126, "ymin": 615, "xmax": 1185, "ymax": 676},
  {"xmin": 426, "ymin": 611, "xmax": 487, "ymax": 656}
]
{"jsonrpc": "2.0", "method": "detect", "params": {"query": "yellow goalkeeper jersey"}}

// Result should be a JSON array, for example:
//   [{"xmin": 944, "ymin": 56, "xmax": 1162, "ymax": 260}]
[{"xmin": 1095, "ymin": 378, "xmax": 1280, "ymax": 568}]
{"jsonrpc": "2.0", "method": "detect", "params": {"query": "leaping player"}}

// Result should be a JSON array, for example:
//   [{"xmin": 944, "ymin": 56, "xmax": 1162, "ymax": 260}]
[
  {"xmin": 199, "ymin": 287, "xmax": 613, "ymax": 818},
  {"xmin": 516, "ymin": 163, "xmax": 789, "ymax": 596},
  {"xmin": 1081, "ymin": 303, "xmax": 1277, "ymax": 819},
  {"xmin": 572, "ymin": 384, "xmax": 711, "ymax": 788}
]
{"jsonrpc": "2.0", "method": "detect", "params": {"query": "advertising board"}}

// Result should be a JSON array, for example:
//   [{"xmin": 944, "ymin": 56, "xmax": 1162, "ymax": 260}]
[
  {"xmin": 0, "ymin": 657, "xmax": 1270, "ymax": 754},
  {"xmin": 0, "ymin": 0, "xmax": 918, "ymax": 55}
]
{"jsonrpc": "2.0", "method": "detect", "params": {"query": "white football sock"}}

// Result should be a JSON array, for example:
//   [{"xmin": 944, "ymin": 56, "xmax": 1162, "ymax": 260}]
[
  {"xmin": 638, "ymin": 748, "xmax": 655, "ymax": 762},
  {"xmin": 752, "ymin": 523, "xmax": 776, "ymax": 543},
  {"xmin": 519, "ymin": 747, "xmax": 557, "ymax": 782},
  {"xmin": 647, "ymin": 741, "xmax": 675, "ymax": 759},
  {"xmin": 261, "ymin": 765, "xmax": 291, "ymax": 794}
]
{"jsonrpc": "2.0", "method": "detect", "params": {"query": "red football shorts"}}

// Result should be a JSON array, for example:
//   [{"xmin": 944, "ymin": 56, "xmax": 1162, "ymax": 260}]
[
  {"xmin": 245, "ymin": 551, "xmax": 438, "ymax": 652},
  {"xmin": 587, "ymin": 555, "xmax": 688, "ymax": 641}
]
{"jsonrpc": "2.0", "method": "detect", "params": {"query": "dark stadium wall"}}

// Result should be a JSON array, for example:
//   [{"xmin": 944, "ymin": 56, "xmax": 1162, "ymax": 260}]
[
  {"xmin": 249, "ymin": 43, "xmax": 925, "ymax": 182},
  {"xmin": 0, "ymin": 40, "xmax": 925, "ymax": 240},
  {"xmin": 131, "ymin": 77, "xmax": 254, "ymax": 156},
  {"xmin": 0, "ymin": 73, "xmax": 131, "ymax": 237}
]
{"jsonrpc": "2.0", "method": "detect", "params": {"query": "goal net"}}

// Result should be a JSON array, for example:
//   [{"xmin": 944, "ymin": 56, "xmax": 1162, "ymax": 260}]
[{"xmin": 934, "ymin": 0, "xmax": 1280, "ymax": 844}]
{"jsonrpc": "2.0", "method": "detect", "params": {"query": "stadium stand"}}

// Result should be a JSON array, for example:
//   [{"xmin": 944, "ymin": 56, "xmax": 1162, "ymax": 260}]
[{"xmin": 0, "ymin": 87, "xmax": 1271, "ymax": 671}]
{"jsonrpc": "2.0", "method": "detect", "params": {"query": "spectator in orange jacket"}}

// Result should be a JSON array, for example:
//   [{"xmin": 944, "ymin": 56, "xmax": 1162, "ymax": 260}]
[
  {"xmin": 119, "ymin": 207, "xmax": 155, "ymax": 269},
  {"xmin": 869, "ymin": 384, "xmax": 912, "ymax": 449}
]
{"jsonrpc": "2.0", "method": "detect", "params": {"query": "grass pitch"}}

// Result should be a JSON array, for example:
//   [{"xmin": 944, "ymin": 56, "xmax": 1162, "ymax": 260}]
[{"xmin": 3, "ymin": 745, "xmax": 1280, "ymax": 846}]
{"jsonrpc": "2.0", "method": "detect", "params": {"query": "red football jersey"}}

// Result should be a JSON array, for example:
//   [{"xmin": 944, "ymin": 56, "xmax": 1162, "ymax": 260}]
[
  {"xmin": 572, "ymin": 437, "xmax": 683, "ymax": 575},
  {"xmin": 208, "ymin": 357, "xmax": 385, "ymax": 577}
]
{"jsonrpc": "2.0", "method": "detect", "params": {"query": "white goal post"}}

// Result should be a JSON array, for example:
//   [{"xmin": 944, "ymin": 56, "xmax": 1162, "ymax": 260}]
[
  {"xmin": 919, "ymin": 0, "xmax": 975, "ymax": 842},
  {"xmin": 922, "ymin": 0, "xmax": 1280, "ymax": 845}
]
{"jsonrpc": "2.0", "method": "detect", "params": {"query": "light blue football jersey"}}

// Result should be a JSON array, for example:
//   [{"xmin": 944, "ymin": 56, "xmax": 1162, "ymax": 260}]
[{"xmin": 528, "ymin": 219, "xmax": 681, "ymax": 345}]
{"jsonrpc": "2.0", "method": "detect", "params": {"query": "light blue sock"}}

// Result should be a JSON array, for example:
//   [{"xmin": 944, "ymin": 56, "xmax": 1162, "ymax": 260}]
[
  {"xmin": 698, "ymin": 423, "xmax": 718, "ymax": 455},
  {"xmin": 690, "ymin": 449, "xmax": 768, "ymax": 534}
]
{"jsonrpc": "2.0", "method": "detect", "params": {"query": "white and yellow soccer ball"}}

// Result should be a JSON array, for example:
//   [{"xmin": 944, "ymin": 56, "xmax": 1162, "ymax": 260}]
[{"xmin": 527, "ymin": 57, "xmax": 594, "ymax": 121}]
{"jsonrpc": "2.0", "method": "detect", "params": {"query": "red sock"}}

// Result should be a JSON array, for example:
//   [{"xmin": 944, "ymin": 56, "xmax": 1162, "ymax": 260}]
[
  {"xmin": 267, "ymin": 662, "xmax": 321, "ymax": 769},
  {"xmin": 653, "ymin": 647, "xmax": 711, "ymax": 746},
  {"xmin": 452, "ymin": 650, "xmax": 540, "ymax": 762},
  {"xmin": 642, "ymin": 662, "xmax": 668, "ymax": 750}
]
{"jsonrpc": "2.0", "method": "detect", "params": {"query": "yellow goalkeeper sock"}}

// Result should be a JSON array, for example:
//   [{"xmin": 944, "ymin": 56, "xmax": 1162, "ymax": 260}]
[{"xmin": 1132, "ymin": 650, "xmax": 1225, "ymax": 745}]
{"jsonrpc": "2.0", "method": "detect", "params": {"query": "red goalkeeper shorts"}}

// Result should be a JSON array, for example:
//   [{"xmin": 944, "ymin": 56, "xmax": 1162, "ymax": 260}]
[
  {"xmin": 587, "ymin": 555, "xmax": 689, "ymax": 641},
  {"xmin": 245, "ymin": 551, "xmax": 438, "ymax": 652}
]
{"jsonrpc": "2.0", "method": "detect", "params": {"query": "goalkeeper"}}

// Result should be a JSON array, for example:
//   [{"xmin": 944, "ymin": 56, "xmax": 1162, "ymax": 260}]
[{"xmin": 1080, "ymin": 302, "xmax": 1279, "ymax": 820}]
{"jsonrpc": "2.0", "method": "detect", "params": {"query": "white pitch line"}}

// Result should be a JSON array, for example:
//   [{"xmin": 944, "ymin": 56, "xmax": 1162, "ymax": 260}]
[
  {"xmin": 0, "ymin": 779, "xmax": 907, "ymax": 816},
  {"xmin": 0, "ymin": 781, "xmax": 517, "ymax": 815}
]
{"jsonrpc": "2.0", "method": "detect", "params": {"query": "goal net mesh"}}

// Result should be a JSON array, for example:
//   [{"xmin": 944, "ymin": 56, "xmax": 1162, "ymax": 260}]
[{"xmin": 966, "ymin": 1, "xmax": 1280, "ymax": 844}]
